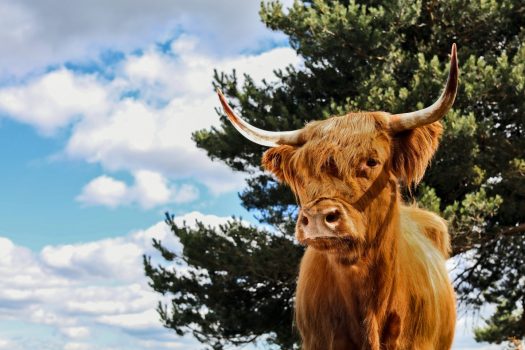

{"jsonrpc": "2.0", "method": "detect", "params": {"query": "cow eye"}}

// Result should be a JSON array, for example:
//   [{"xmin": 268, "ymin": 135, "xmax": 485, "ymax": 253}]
[
  {"xmin": 324, "ymin": 157, "xmax": 339, "ymax": 176},
  {"xmin": 366, "ymin": 158, "xmax": 378, "ymax": 167}
]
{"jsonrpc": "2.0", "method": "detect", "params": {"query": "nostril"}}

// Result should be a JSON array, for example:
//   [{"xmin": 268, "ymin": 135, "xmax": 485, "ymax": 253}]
[
  {"xmin": 325, "ymin": 211, "xmax": 340, "ymax": 224},
  {"xmin": 301, "ymin": 216, "xmax": 309, "ymax": 226}
]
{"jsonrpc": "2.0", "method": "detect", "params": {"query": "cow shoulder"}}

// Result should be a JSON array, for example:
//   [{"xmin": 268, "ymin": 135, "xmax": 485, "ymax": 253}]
[{"xmin": 399, "ymin": 205, "xmax": 450, "ymax": 258}]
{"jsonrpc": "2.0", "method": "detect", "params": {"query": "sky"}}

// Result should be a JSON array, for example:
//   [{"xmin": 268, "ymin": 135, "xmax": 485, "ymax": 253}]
[{"xmin": 0, "ymin": 1, "xmax": 500, "ymax": 349}]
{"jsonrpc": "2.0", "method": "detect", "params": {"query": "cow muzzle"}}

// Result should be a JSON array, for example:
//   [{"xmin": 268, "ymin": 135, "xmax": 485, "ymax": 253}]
[{"xmin": 296, "ymin": 198, "xmax": 363, "ymax": 251}]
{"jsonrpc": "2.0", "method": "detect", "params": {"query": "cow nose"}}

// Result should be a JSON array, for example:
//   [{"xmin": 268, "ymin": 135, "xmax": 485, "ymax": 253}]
[{"xmin": 299, "ymin": 207, "xmax": 341, "ymax": 238}]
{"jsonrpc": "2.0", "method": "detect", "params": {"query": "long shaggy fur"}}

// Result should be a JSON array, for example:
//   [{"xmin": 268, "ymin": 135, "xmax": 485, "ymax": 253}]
[{"xmin": 392, "ymin": 122, "xmax": 443, "ymax": 186}]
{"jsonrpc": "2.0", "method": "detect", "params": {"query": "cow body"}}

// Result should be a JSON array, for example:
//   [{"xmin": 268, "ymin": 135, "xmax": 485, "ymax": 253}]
[{"xmin": 296, "ymin": 205, "xmax": 455, "ymax": 350}]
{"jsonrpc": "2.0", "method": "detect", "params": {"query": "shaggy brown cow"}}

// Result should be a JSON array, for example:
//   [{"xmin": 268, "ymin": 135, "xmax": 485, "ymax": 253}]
[{"xmin": 217, "ymin": 44, "xmax": 459, "ymax": 350}]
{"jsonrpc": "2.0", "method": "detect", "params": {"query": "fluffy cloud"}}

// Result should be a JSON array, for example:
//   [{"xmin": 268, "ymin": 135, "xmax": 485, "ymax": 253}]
[
  {"xmin": 0, "ymin": 212, "xmax": 233, "ymax": 350},
  {"xmin": 64, "ymin": 40, "xmax": 300, "ymax": 196},
  {"xmin": 60, "ymin": 327, "xmax": 90, "ymax": 339},
  {"xmin": 76, "ymin": 171, "xmax": 198, "ymax": 209},
  {"xmin": 0, "ymin": 0, "xmax": 294, "ymax": 78},
  {"xmin": 0, "ymin": 338, "xmax": 18, "ymax": 350},
  {"xmin": 63, "ymin": 343, "xmax": 90, "ymax": 350},
  {"xmin": 0, "ymin": 36, "xmax": 300, "ymax": 207},
  {"xmin": 0, "ymin": 69, "xmax": 109, "ymax": 134},
  {"xmin": 76, "ymin": 175, "xmax": 128, "ymax": 208}
]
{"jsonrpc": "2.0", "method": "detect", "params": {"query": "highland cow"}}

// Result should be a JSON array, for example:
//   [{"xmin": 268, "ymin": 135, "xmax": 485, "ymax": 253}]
[{"xmin": 218, "ymin": 44, "xmax": 459, "ymax": 350}]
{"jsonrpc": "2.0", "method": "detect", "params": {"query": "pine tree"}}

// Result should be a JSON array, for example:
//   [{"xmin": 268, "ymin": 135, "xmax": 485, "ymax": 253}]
[{"xmin": 144, "ymin": 1, "xmax": 525, "ymax": 348}]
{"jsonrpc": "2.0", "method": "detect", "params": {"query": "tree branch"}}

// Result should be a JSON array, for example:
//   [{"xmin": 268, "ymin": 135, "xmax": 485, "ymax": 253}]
[
  {"xmin": 500, "ymin": 223, "xmax": 525, "ymax": 237},
  {"xmin": 451, "ymin": 223, "xmax": 525, "ymax": 257}
]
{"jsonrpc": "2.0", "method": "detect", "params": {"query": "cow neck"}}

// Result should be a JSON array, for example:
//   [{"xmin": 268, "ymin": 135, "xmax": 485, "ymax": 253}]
[
  {"xmin": 360, "ymin": 178, "xmax": 400, "ymax": 307},
  {"xmin": 332, "ymin": 174, "xmax": 399, "ymax": 256},
  {"xmin": 329, "ymin": 177, "xmax": 400, "ymax": 349},
  {"xmin": 327, "ymin": 165, "xmax": 399, "ymax": 266}
]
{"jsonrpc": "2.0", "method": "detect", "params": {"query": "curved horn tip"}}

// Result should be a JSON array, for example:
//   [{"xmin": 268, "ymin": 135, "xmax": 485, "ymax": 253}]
[
  {"xmin": 216, "ymin": 88, "xmax": 235, "ymax": 117},
  {"xmin": 450, "ymin": 43, "xmax": 458, "ymax": 74},
  {"xmin": 445, "ymin": 43, "xmax": 459, "ymax": 98},
  {"xmin": 216, "ymin": 88, "xmax": 227, "ymax": 106},
  {"xmin": 450, "ymin": 44, "xmax": 457, "ymax": 74},
  {"xmin": 388, "ymin": 43, "xmax": 459, "ymax": 132}
]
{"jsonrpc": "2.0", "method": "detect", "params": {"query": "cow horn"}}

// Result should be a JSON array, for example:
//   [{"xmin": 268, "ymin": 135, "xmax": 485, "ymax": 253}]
[
  {"xmin": 390, "ymin": 43, "xmax": 459, "ymax": 132},
  {"xmin": 217, "ymin": 89, "xmax": 302, "ymax": 147}
]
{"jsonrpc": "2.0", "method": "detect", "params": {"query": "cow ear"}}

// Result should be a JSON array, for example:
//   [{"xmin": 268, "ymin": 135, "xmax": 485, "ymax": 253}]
[
  {"xmin": 391, "ymin": 122, "xmax": 443, "ymax": 186},
  {"xmin": 262, "ymin": 146, "xmax": 294, "ymax": 182}
]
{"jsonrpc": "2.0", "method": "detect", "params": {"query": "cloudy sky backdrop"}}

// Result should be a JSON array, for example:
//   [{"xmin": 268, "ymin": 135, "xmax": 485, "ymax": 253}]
[{"xmin": 0, "ymin": 1, "xmax": 496, "ymax": 349}]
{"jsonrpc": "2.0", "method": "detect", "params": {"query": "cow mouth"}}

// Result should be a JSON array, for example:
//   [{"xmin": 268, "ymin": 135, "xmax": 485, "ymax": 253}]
[{"xmin": 300, "ymin": 236, "xmax": 359, "ymax": 252}]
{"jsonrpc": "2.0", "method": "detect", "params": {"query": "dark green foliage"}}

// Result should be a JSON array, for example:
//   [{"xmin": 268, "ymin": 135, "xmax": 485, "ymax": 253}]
[
  {"xmin": 144, "ymin": 214, "xmax": 303, "ymax": 348},
  {"xmin": 145, "ymin": 0, "xmax": 525, "ymax": 347}
]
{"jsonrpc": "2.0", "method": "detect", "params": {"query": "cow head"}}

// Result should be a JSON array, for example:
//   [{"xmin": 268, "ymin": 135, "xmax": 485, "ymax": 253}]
[{"xmin": 217, "ymin": 45, "xmax": 458, "ymax": 261}]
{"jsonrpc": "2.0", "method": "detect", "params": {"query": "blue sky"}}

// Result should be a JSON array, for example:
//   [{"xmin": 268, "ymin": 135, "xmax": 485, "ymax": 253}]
[
  {"xmin": 0, "ymin": 1, "xmax": 498, "ymax": 349},
  {"xmin": 0, "ymin": 114, "xmax": 248, "ymax": 249}
]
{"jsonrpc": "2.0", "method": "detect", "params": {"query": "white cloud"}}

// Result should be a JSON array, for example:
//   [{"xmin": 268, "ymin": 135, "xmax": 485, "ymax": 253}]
[
  {"xmin": 76, "ymin": 171, "xmax": 199, "ymax": 209},
  {"xmin": 97, "ymin": 309, "xmax": 161, "ymax": 331},
  {"xmin": 76, "ymin": 175, "xmax": 128, "ymax": 208},
  {"xmin": 130, "ymin": 170, "xmax": 172, "ymax": 208},
  {"xmin": 0, "ymin": 212, "xmax": 235, "ymax": 349},
  {"xmin": 63, "ymin": 343, "xmax": 89, "ymax": 350},
  {"xmin": 0, "ymin": 69, "xmax": 108, "ymax": 135},
  {"xmin": 0, "ymin": 0, "xmax": 294, "ymax": 78},
  {"xmin": 0, "ymin": 338, "xmax": 19, "ymax": 350},
  {"xmin": 173, "ymin": 184, "xmax": 199, "ymax": 204},
  {"xmin": 1, "ymin": 1, "xmax": 299, "ymax": 207},
  {"xmin": 65, "ymin": 41, "xmax": 300, "ymax": 197},
  {"xmin": 170, "ymin": 210, "xmax": 233, "ymax": 229},
  {"xmin": 60, "ymin": 327, "xmax": 90, "ymax": 339},
  {"xmin": 0, "ymin": 35, "xmax": 300, "ymax": 205}
]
